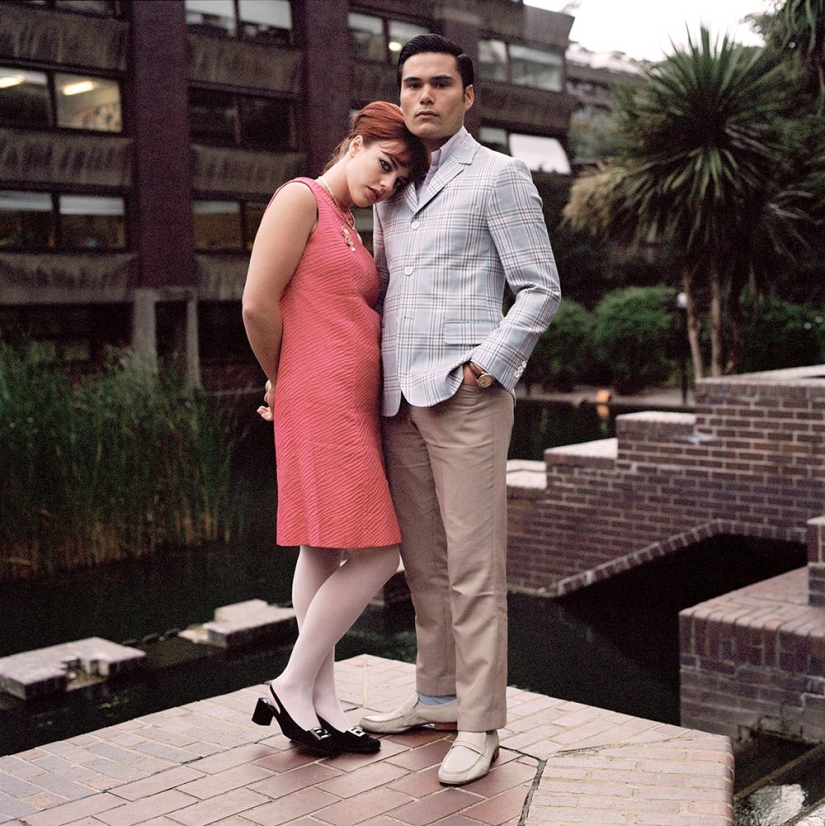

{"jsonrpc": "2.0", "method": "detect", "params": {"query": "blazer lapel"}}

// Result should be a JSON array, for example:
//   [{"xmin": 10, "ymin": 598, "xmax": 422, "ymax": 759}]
[{"xmin": 412, "ymin": 132, "xmax": 479, "ymax": 212}]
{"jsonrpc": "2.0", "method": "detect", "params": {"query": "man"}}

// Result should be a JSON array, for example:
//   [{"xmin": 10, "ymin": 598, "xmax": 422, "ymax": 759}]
[{"xmin": 360, "ymin": 34, "xmax": 560, "ymax": 785}]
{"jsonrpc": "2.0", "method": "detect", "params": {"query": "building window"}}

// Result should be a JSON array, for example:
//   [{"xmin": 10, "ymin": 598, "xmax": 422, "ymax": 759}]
[
  {"xmin": 478, "ymin": 39, "xmax": 564, "ymax": 92},
  {"xmin": 189, "ymin": 88, "xmax": 294, "ymax": 150},
  {"xmin": 59, "ymin": 195, "xmax": 125, "ymax": 249},
  {"xmin": 16, "ymin": 0, "xmax": 119, "ymax": 15},
  {"xmin": 185, "ymin": 0, "xmax": 292, "ymax": 44},
  {"xmin": 479, "ymin": 40, "xmax": 508, "ymax": 82},
  {"xmin": 388, "ymin": 20, "xmax": 427, "ymax": 56},
  {"xmin": 0, "ymin": 66, "xmax": 122, "ymax": 132},
  {"xmin": 0, "ymin": 191, "xmax": 54, "ymax": 249},
  {"xmin": 509, "ymin": 45, "xmax": 563, "ymax": 92},
  {"xmin": 238, "ymin": 0, "xmax": 292, "ymax": 42},
  {"xmin": 479, "ymin": 126, "xmax": 509, "ymax": 155},
  {"xmin": 54, "ymin": 0, "xmax": 118, "ymax": 14},
  {"xmin": 0, "ymin": 69, "xmax": 49, "ymax": 128},
  {"xmin": 0, "ymin": 191, "xmax": 126, "ymax": 250},
  {"xmin": 55, "ymin": 74, "xmax": 122, "ymax": 130},
  {"xmin": 479, "ymin": 129, "xmax": 571, "ymax": 174},
  {"xmin": 244, "ymin": 201, "xmax": 265, "ymax": 250},
  {"xmin": 348, "ymin": 13, "xmax": 428, "ymax": 63},
  {"xmin": 193, "ymin": 200, "xmax": 266, "ymax": 251},
  {"xmin": 349, "ymin": 13, "xmax": 385, "ymax": 61}
]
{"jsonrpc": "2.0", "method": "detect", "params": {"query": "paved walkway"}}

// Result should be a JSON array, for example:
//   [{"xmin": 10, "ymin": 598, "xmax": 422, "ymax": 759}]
[{"xmin": 0, "ymin": 656, "xmax": 733, "ymax": 826}]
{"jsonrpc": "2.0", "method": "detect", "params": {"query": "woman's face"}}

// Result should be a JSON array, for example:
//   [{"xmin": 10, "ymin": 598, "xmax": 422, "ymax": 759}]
[{"xmin": 346, "ymin": 138, "xmax": 412, "ymax": 207}]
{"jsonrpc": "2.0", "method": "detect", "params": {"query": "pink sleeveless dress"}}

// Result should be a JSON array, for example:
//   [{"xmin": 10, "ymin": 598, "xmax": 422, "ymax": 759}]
[{"xmin": 271, "ymin": 178, "xmax": 400, "ymax": 549}]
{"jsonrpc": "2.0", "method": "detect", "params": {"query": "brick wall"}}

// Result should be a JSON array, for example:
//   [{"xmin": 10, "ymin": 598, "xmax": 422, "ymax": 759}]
[
  {"xmin": 679, "ymin": 565, "xmax": 825, "ymax": 743},
  {"xmin": 507, "ymin": 366, "xmax": 825, "ymax": 602}
]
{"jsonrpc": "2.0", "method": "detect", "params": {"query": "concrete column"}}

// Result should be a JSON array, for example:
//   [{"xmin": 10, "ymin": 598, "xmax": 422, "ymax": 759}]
[
  {"xmin": 126, "ymin": 2, "xmax": 199, "ymax": 387},
  {"xmin": 132, "ymin": 288, "xmax": 200, "ymax": 391},
  {"xmin": 292, "ymin": 0, "xmax": 351, "ymax": 176},
  {"xmin": 132, "ymin": 289, "xmax": 158, "ymax": 367},
  {"xmin": 435, "ymin": 4, "xmax": 481, "ymax": 136}
]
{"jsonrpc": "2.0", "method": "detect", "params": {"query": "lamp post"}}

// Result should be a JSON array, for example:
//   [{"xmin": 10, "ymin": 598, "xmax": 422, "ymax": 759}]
[{"xmin": 675, "ymin": 291, "xmax": 688, "ymax": 406}]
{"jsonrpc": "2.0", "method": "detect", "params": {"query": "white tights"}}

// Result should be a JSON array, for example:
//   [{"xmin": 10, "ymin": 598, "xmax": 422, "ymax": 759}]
[{"xmin": 270, "ymin": 543, "xmax": 400, "ymax": 732}]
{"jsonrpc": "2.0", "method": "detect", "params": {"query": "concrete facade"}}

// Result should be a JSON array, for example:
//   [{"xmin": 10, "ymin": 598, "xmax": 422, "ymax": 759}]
[{"xmin": 0, "ymin": 0, "xmax": 576, "ymax": 387}]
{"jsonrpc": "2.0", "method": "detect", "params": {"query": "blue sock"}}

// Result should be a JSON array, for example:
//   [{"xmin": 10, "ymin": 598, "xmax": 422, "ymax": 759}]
[{"xmin": 417, "ymin": 692, "xmax": 456, "ymax": 706}]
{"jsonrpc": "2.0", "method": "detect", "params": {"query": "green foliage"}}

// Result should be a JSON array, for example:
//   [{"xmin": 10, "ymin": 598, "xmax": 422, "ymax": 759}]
[
  {"xmin": 0, "ymin": 344, "xmax": 242, "ymax": 580},
  {"xmin": 614, "ymin": 29, "xmax": 789, "ymax": 257},
  {"xmin": 740, "ymin": 298, "xmax": 825, "ymax": 373},
  {"xmin": 525, "ymin": 299, "xmax": 595, "ymax": 391},
  {"xmin": 592, "ymin": 286, "xmax": 679, "ymax": 394}
]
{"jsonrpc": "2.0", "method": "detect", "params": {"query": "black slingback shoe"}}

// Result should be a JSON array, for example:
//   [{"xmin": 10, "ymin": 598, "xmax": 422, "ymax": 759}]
[
  {"xmin": 317, "ymin": 716, "xmax": 381, "ymax": 754},
  {"xmin": 252, "ymin": 687, "xmax": 339, "ymax": 756}
]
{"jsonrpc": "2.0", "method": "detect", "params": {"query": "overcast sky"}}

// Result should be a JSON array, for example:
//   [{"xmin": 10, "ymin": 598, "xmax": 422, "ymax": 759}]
[{"xmin": 525, "ymin": 0, "xmax": 772, "ymax": 61}]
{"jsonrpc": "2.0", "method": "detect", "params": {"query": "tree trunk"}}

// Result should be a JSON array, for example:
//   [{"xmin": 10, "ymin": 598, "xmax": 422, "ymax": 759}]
[
  {"xmin": 683, "ymin": 266, "xmax": 704, "ymax": 381},
  {"xmin": 709, "ymin": 263, "xmax": 724, "ymax": 377},
  {"xmin": 724, "ymin": 263, "xmax": 748, "ymax": 375}
]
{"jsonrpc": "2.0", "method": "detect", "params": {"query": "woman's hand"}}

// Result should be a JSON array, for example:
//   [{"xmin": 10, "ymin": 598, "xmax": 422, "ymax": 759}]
[{"xmin": 257, "ymin": 379, "xmax": 275, "ymax": 421}]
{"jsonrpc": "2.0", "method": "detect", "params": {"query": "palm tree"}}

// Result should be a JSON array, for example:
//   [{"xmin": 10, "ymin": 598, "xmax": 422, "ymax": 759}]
[
  {"xmin": 773, "ymin": 0, "xmax": 825, "ymax": 110},
  {"xmin": 564, "ymin": 27, "xmax": 795, "ymax": 377}
]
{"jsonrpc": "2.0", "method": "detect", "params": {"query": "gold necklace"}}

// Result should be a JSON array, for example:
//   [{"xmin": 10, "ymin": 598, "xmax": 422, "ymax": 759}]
[{"xmin": 318, "ymin": 176, "xmax": 356, "ymax": 229}]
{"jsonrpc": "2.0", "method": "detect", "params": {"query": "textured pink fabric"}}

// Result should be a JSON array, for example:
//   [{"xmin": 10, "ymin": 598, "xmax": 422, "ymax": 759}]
[{"xmin": 272, "ymin": 178, "xmax": 400, "ymax": 549}]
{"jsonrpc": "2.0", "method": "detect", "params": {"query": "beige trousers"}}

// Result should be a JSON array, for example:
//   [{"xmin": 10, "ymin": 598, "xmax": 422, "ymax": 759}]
[{"xmin": 382, "ymin": 385, "xmax": 514, "ymax": 732}]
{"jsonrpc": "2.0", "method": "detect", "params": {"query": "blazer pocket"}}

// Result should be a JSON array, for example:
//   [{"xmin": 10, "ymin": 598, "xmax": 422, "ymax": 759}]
[{"xmin": 444, "ymin": 320, "xmax": 497, "ymax": 345}]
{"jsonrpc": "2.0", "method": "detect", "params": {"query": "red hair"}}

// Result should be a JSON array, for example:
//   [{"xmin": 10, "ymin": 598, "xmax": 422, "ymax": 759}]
[{"xmin": 324, "ymin": 101, "xmax": 428, "ymax": 183}]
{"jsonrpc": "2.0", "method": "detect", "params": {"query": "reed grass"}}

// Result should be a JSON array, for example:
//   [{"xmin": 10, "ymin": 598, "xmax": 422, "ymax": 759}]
[{"xmin": 0, "ymin": 343, "xmax": 244, "ymax": 580}]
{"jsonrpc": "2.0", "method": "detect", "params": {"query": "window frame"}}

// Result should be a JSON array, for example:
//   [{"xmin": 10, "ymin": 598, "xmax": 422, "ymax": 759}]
[
  {"xmin": 11, "ymin": 0, "xmax": 122, "ymax": 17},
  {"xmin": 184, "ymin": 0, "xmax": 293, "ymax": 45},
  {"xmin": 0, "ymin": 64, "xmax": 124, "ymax": 133},
  {"xmin": 0, "ymin": 189, "xmax": 128, "ymax": 251},
  {"xmin": 188, "ymin": 86, "xmax": 296, "ymax": 151},
  {"xmin": 192, "ymin": 198, "xmax": 268, "ymax": 252},
  {"xmin": 478, "ymin": 37, "xmax": 565, "ymax": 93},
  {"xmin": 347, "ymin": 11, "xmax": 430, "ymax": 65}
]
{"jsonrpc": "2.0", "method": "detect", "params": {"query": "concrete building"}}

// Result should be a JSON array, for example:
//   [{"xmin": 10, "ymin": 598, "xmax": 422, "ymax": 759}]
[
  {"xmin": 564, "ymin": 43, "xmax": 646, "ymax": 167},
  {"xmin": 0, "ymin": 0, "xmax": 576, "ymax": 388}
]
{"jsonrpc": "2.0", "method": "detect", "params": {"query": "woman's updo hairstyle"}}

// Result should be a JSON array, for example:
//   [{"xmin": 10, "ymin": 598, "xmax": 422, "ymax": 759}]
[{"xmin": 323, "ymin": 101, "xmax": 428, "ymax": 184}]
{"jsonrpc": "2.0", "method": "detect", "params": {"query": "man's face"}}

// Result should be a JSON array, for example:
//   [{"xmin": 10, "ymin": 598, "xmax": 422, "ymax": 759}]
[{"xmin": 399, "ymin": 52, "xmax": 474, "ymax": 151}]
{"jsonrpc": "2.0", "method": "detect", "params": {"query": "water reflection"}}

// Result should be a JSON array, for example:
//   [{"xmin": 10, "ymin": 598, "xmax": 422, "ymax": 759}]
[{"xmin": 737, "ymin": 784, "xmax": 807, "ymax": 826}]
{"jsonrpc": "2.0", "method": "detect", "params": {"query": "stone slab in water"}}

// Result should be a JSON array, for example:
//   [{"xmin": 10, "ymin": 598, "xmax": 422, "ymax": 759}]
[
  {"xmin": 0, "ymin": 637, "xmax": 146, "ymax": 700},
  {"xmin": 197, "ymin": 599, "xmax": 297, "ymax": 648}
]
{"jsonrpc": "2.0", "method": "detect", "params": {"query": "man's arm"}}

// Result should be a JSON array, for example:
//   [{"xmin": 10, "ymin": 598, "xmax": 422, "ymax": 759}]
[{"xmin": 471, "ymin": 159, "xmax": 561, "ymax": 391}]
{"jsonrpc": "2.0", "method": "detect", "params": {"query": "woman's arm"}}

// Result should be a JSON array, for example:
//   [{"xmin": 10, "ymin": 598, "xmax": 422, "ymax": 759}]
[{"xmin": 242, "ymin": 181, "xmax": 318, "ymax": 411}]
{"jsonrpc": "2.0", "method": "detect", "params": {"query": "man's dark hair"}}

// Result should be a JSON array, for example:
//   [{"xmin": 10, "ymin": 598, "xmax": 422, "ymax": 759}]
[{"xmin": 396, "ymin": 33, "xmax": 474, "ymax": 90}]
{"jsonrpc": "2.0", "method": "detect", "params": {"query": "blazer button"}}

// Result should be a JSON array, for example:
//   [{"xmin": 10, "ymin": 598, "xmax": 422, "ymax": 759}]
[
  {"xmin": 411, "ymin": 220, "xmax": 420, "ymax": 229},
  {"xmin": 404, "ymin": 266, "xmax": 413, "ymax": 276}
]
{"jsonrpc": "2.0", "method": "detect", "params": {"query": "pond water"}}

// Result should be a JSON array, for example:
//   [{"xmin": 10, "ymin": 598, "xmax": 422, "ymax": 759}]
[{"xmin": 0, "ymin": 400, "xmax": 807, "ymax": 761}]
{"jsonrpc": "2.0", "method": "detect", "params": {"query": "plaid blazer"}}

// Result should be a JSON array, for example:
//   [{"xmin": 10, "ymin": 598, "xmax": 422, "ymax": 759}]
[{"xmin": 375, "ymin": 130, "xmax": 561, "ymax": 416}]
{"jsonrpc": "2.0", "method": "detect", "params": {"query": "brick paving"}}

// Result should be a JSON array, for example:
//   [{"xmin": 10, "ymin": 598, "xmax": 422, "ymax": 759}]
[{"xmin": 0, "ymin": 656, "xmax": 733, "ymax": 826}]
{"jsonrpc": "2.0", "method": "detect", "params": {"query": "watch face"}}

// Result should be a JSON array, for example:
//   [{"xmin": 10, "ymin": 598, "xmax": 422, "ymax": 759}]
[{"xmin": 477, "ymin": 373, "xmax": 494, "ymax": 387}]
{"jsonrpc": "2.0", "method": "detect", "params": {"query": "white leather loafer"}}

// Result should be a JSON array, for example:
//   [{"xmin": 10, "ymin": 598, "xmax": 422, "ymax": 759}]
[
  {"xmin": 438, "ymin": 730, "xmax": 499, "ymax": 785},
  {"xmin": 359, "ymin": 695, "xmax": 458, "ymax": 734}
]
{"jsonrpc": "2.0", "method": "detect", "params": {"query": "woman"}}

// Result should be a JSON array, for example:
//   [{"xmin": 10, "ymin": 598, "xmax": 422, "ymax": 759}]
[{"xmin": 242, "ymin": 102, "xmax": 428, "ymax": 756}]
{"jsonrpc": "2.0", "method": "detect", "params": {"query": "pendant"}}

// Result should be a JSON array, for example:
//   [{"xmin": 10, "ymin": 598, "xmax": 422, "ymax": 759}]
[{"xmin": 341, "ymin": 226, "xmax": 355, "ymax": 251}]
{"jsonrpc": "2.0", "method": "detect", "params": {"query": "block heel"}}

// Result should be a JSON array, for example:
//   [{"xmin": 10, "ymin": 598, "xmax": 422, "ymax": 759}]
[{"xmin": 252, "ymin": 697, "xmax": 275, "ymax": 726}]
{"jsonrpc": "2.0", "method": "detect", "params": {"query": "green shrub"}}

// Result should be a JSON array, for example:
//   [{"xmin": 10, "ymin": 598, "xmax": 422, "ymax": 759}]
[
  {"xmin": 525, "ymin": 299, "xmax": 595, "ymax": 391},
  {"xmin": 0, "ymin": 344, "xmax": 242, "ymax": 580},
  {"xmin": 593, "ymin": 286, "xmax": 678, "ymax": 394},
  {"xmin": 740, "ymin": 299, "xmax": 825, "ymax": 374}
]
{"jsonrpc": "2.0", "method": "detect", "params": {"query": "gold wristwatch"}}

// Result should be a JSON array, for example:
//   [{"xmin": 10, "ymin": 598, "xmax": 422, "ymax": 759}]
[{"xmin": 468, "ymin": 361, "xmax": 495, "ymax": 388}]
